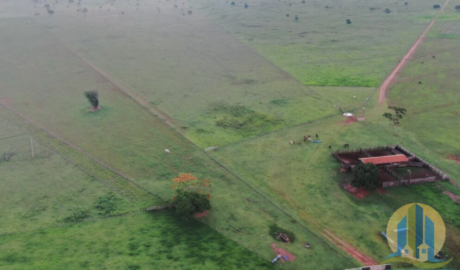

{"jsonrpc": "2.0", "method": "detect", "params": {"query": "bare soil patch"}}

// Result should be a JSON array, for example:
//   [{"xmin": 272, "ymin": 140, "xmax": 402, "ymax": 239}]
[
  {"xmin": 270, "ymin": 243, "xmax": 296, "ymax": 262},
  {"xmin": 343, "ymin": 183, "xmax": 371, "ymax": 200},
  {"xmin": 194, "ymin": 210, "xmax": 210, "ymax": 218},
  {"xmin": 447, "ymin": 155, "xmax": 460, "ymax": 164}
]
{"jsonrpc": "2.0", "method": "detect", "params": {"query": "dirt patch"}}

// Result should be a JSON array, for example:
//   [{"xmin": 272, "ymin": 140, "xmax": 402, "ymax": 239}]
[
  {"xmin": 447, "ymin": 155, "xmax": 460, "ymax": 164},
  {"xmin": 270, "ymin": 243, "xmax": 296, "ymax": 262},
  {"xmin": 194, "ymin": 210, "xmax": 210, "ymax": 218},
  {"xmin": 344, "ymin": 116, "xmax": 357, "ymax": 125},
  {"xmin": 89, "ymin": 106, "xmax": 102, "ymax": 112},
  {"xmin": 0, "ymin": 98, "xmax": 12, "ymax": 107},
  {"xmin": 322, "ymin": 229, "xmax": 377, "ymax": 266},
  {"xmin": 344, "ymin": 183, "xmax": 371, "ymax": 199},
  {"xmin": 443, "ymin": 191, "xmax": 460, "ymax": 204}
]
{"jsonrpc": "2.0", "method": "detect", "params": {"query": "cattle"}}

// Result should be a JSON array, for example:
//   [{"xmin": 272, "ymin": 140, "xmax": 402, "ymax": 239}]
[{"xmin": 344, "ymin": 143, "xmax": 349, "ymax": 148}]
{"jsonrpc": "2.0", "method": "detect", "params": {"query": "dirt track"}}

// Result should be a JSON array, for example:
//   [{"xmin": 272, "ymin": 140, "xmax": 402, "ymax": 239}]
[{"xmin": 378, "ymin": 0, "xmax": 451, "ymax": 104}]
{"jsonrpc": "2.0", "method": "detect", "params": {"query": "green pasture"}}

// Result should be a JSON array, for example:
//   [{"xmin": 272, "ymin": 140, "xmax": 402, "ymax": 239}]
[
  {"xmin": 198, "ymin": 0, "xmax": 445, "ymax": 87},
  {"xmin": 0, "ymin": 113, "xmax": 149, "ymax": 235},
  {"xmin": 0, "ymin": 211, "xmax": 274, "ymax": 270},
  {"xmin": 26, "ymin": 2, "xmax": 340, "ymax": 148},
  {"xmin": 0, "ymin": 9, "xmax": 353, "ymax": 269}
]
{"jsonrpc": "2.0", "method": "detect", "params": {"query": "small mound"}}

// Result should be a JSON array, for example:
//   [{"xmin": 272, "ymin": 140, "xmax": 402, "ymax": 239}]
[
  {"xmin": 271, "ymin": 243, "xmax": 296, "ymax": 262},
  {"xmin": 344, "ymin": 183, "xmax": 371, "ymax": 199}
]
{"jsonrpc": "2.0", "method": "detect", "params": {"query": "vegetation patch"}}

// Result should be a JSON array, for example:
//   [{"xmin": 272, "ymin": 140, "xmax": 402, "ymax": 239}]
[
  {"xmin": 211, "ymin": 102, "xmax": 283, "ymax": 136},
  {"xmin": 94, "ymin": 193, "xmax": 120, "ymax": 216}
]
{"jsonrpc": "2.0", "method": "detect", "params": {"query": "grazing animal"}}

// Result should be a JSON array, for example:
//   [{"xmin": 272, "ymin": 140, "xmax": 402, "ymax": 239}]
[
  {"xmin": 455, "ymin": 111, "xmax": 458, "ymax": 116},
  {"xmin": 316, "ymin": 133, "xmax": 319, "ymax": 138},
  {"xmin": 418, "ymin": 81, "xmax": 422, "ymax": 84},
  {"xmin": 344, "ymin": 143, "xmax": 349, "ymax": 148},
  {"xmin": 328, "ymin": 145, "xmax": 332, "ymax": 149},
  {"xmin": 290, "ymin": 140, "xmax": 295, "ymax": 145},
  {"xmin": 432, "ymin": 55, "xmax": 436, "ymax": 58},
  {"xmin": 303, "ymin": 136, "xmax": 308, "ymax": 142},
  {"xmin": 165, "ymin": 149, "xmax": 171, "ymax": 154}
]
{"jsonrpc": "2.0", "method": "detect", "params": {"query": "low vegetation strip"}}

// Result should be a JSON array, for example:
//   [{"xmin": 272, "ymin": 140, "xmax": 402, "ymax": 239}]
[{"xmin": 0, "ymin": 104, "xmax": 160, "ymax": 205}]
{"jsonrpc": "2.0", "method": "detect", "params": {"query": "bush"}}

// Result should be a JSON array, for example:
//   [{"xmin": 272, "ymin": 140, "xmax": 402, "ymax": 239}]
[
  {"xmin": 352, "ymin": 163, "xmax": 380, "ymax": 190},
  {"xmin": 174, "ymin": 190, "xmax": 211, "ymax": 220},
  {"xmin": 94, "ymin": 193, "xmax": 118, "ymax": 216},
  {"xmin": 63, "ymin": 207, "xmax": 90, "ymax": 223},
  {"xmin": 84, "ymin": 90, "xmax": 99, "ymax": 109}
]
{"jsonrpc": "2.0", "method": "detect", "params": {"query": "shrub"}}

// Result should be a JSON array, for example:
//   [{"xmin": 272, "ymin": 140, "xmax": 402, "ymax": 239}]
[
  {"xmin": 174, "ymin": 190, "xmax": 211, "ymax": 220},
  {"xmin": 84, "ymin": 90, "xmax": 99, "ymax": 109},
  {"xmin": 94, "ymin": 193, "xmax": 118, "ymax": 216},
  {"xmin": 63, "ymin": 207, "xmax": 90, "ymax": 223},
  {"xmin": 352, "ymin": 163, "xmax": 380, "ymax": 190}
]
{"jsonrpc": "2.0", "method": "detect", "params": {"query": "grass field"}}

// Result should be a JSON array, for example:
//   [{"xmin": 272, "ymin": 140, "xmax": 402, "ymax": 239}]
[
  {"xmin": 197, "ymin": 0, "xmax": 446, "ymax": 87},
  {"xmin": 0, "ymin": 211, "xmax": 274, "ymax": 270},
  {"xmin": 1, "ymin": 0, "xmax": 459, "ymax": 269}
]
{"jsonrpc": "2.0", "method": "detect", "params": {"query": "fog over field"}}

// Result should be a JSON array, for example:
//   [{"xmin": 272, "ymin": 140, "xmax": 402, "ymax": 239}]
[{"xmin": 0, "ymin": 0, "xmax": 459, "ymax": 269}]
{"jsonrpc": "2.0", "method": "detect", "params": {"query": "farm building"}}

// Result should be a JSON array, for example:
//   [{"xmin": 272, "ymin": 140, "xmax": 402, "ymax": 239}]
[{"xmin": 333, "ymin": 145, "xmax": 449, "ymax": 188}]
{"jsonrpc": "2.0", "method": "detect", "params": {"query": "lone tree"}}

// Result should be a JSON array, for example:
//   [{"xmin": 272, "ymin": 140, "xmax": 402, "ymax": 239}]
[
  {"xmin": 455, "ymin": 5, "xmax": 460, "ymax": 11},
  {"xmin": 172, "ymin": 173, "xmax": 211, "ymax": 220},
  {"xmin": 404, "ymin": 2, "xmax": 408, "ymax": 5},
  {"xmin": 383, "ymin": 106, "xmax": 407, "ymax": 135},
  {"xmin": 295, "ymin": 15, "xmax": 299, "ymax": 21},
  {"xmin": 384, "ymin": 8, "xmax": 391, "ymax": 14},
  {"xmin": 352, "ymin": 163, "xmax": 380, "ymax": 190},
  {"xmin": 244, "ymin": 3, "xmax": 248, "ymax": 8},
  {"xmin": 346, "ymin": 19, "xmax": 351, "ymax": 25},
  {"xmin": 84, "ymin": 90, "xmax": 99, "ymax": 110},
  {"xmin": 433, "ymin": 4, "xmax": 441, "ymax": 9}
]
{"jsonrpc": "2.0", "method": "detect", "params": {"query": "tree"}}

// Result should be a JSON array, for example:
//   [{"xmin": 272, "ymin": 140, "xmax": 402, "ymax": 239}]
[
  {"xmin": 174, "ymin": 190, "xmax": 211, "ymax": 220},
  {"xmin": 346, "ymin": 19, "xmax": 351, "ymax": 25},
  {"xmin": 404, "ymin": 2, "xmax": 408, "ymax": 5},
  {"xmin": 383, "ymin": 106, "xmax": 406, "ymax": 135},
  {"xmin": 171, "ymin": 173, "xmax": 211, "ymax": 220},
  {"xmin": 384, "ymin": 8, "xmax": 391, "ymax": 14},
  {"xmin": 244, "ymin": 3, "xmax": 248, "ymax": 8},
  {"xmin": 352, "ymin": 163, "xmax": 380, "ymax": 190},
  {"xmin": 84, "ymin": 90, "xmax": 99, "ymax": 109},
  {"xmin": 295, "ymin": 15, "xmax": 299, "ymax": 21},
  {"xmin": 433, "ymin": 4, "xmax": 441, "ymax": 9},
  {"xmin": 455, "ymin": 5, "xmax": 460, "ymax": 11}
]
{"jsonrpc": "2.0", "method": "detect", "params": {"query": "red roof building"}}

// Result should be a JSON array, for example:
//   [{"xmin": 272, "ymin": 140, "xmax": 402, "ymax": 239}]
[{"xmin": 359, "ymin": 154, "xmax": 408, "ymax": 165}]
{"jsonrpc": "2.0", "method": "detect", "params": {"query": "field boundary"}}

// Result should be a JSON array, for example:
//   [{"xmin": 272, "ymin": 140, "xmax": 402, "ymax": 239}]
[{"xmin": 0, "ymin": 103, "xmax": 162, "ymax": 205}]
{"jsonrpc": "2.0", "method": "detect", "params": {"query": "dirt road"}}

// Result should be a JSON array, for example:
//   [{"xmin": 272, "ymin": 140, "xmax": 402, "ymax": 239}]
[{"xmin": 378, "ymin": 0, "xmax": 451, "ymax": 104}]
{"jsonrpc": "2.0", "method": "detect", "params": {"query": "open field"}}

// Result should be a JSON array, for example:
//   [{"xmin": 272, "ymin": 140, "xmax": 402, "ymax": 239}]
[
  {"xmin": 0, "ymin": 5, "xmax": 353, "ymax": 269},
  {"xmin": 0, "ymin": 211, "xmax": 274, "ymax": 270},
  {"xmin": 0, "ymin": 113, "xmax": 153, "ymax": 235},
  {"xmin": 197, "ymin": 0, "xmax": 446, "ymax": 87},
  {"xmin": 0, "ymin": 0, "xmax": 459, "ymax": 269}
]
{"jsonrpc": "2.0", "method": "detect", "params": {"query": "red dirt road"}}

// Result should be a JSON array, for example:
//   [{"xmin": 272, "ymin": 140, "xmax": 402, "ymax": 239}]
[
  {"xmin": 378, "ymin": 0, "xmax": 451, "ymax": 104},
  {"xmin": 322, "ymin": 229, "xmax": 378, "ymax": 266}
]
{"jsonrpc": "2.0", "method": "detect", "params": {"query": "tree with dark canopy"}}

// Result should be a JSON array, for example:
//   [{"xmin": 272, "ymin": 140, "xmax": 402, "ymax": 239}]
[
  {"xmin": 455, "ymin": 5, "xmax": 460, "ymax": 11},
  {"xmin": 84, "ymin": 90, "xmax": 99, "ymax": 109},
  {"xmin": 384, "ymin": 8, "xmax": 391, "ymax": 14},
  {"xmin": 352, "ymin": 163, "xmax": 380, "ymax": 190},
  {"xmin": 295, "ymin": 15, "xmax": 299, "ymax": 21},
  {"xmin": 383, "ymin": 106, "xmax": 406, "ymax": 135},
  {"xmin": 231, "ymin": 1, "xmax": 235, "ymax": 6},
  {"xmin": 346, "ymin": 19, "xmax": 351, "ymax": 25},
  {"xmin": 174, "ymin": 190, "xmax": 211, "ymax": 220},
  {"xmin": 404, "ymin": 2, "xmax": 408, "ymax": 5},
  {"xmin": 244, "ymin": 3, "xmax": 248, "ymax": 8},
  {"xmin": 433, "ymin": 4, "xmax": 441, "ymax": 9}
]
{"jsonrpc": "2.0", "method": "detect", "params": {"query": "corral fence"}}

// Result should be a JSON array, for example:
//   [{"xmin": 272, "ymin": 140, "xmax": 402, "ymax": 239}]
[
  {"xmin": 382, "ymin": 176, "xmax": 437, "ymax": 188},
  {"xmin": 396, "ymin": 145, "xmax": 449, "ymax": 180},
  {"xmin": 345, "ymin": 264, "xmax": 392, "ymax": 270}
]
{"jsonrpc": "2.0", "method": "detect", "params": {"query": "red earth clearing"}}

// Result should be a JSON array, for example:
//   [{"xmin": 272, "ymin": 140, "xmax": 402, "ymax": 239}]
[
  {"xmin": 270, "ymin": 243, "xmax": 296, "ymax": 262},
  {"xmin": 322, "ymin": 229, "xmax": 378, "ymax": 266},
  {"xmin": 378, "ymin": 0, "xmax": 451, "ymax": 104},
  {"xmin": 89, "ymin": 106, "xmax": 102, "ymax": 112},
  {"xmin": 194, "ymin": 210, "xmax": 210, "ymax": 218},
  {"xmin": 447, "ymin": 155, "xmax": 460, "ymax": 164},
  {"xmin": 344, "ymin": 183, "xmax": 371, "ymax": 199},
  {"xmin": 344, "ymin": 116, "xmax": 357, "ymax": 125}
]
